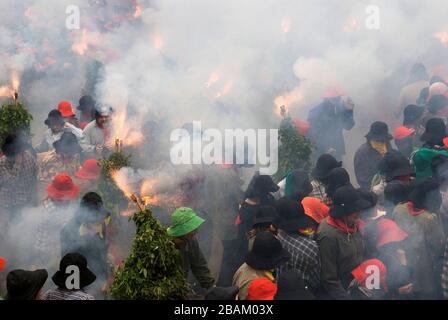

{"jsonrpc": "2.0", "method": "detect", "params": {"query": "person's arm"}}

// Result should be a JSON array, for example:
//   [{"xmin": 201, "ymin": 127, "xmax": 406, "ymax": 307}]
[
  {"xmin": 318, "ymin": 235, "xmax": 351, "ymax": 300},
  {"xmin": 188, "ymin": 238, "xmax": 215, "ymax": 289},
  {"xmin": 80, "ymin": 125, "xmax": 95, "ymax": 153},
  {"xmin": 308, "ymin": 247, "xmax": 321, "ymax": 290},
  {"xmin": 65, "ymin": 122, "xmax": 84, "ymax": 139},
  {"xmin": 34, "ymin": 134, "xmax": 49, "ymax": 153}
]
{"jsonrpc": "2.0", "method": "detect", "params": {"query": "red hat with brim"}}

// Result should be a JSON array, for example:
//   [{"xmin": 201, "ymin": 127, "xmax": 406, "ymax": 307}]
[
  {"xmin": 46, "ymin": 173, "xmax": 80, "ymax": 200},
  {"xmin": 58, "ymin": 100, "xmax": 75, "ymax": 117},
  {"xmin": 394, "ymin": 126, "xmax": 416, "ymax": 140},
  {"xmin": 351, "ymin": 259, "xmax": 388, "ymax": 292},
  {"xmin": 247, "ymin": 278, "xmax": 278, "ymax": 300},
  {"xmin": 302, "ymin": 197, "xmax": 330, "ymax": 224},
  {"xmin": 376, "ymin": 218, "xmax": 408, "ymax": 248},
  {"xmin": 75, "ymin": 159, "xmax": 101, "ymax": 180}
]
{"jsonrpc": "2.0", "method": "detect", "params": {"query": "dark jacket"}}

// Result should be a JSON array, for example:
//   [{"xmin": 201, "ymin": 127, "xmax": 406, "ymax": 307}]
[
  {"xmin": 179, "ymin": 237, "xmax": 215, "ymax": 289},
  {"xmin": 316, "ymin": 219, "xmax": 364, "ymax": 300},
  {"xmin": 354, "ymin": 143, "xmax": 390, "ymax": 189},
  {"xmin": 307, "ymin": 100, "xmax": 355, "ymax": 160}
]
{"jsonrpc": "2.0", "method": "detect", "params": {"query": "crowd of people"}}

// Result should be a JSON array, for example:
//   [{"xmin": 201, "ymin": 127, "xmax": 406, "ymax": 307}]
[{"xmin": 2, "ymin": 63, "xmax": 448, "ymax": 300}]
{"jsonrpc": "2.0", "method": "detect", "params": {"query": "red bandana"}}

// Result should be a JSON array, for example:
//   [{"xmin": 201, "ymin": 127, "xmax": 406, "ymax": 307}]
[
  {"xmin": 327, "ymin": 216, "xmax": 358, "ymax": 234},
  {"xmin": 406, "ymin": 202, "xmax": 425, "ymax": 217}
]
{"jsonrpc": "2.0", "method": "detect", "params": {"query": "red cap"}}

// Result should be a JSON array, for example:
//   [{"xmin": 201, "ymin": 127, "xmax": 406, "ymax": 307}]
[
  {"xmin": 247, "ymin": 278, "xmax": 277, "ymax": 300},
  {"xmin": 443, "ymin": 137, "xmax": 448, "ymax": 148},
  {"xmin": 75, "ymin": 159, "xmax": 101, "ymax": 180},
  {"xmin": 292, "ymin": 118, "xmax": 310, "ymax": 136},
  {"xmin": 46, "ymin": 173, "xmax": 80, "ymax": 200},
  {"xmin": 323, "ymin": 85, "xmax": 345, "ymax": 98},
  {"xmin": 376, "ymin": 218, "xmax": 408, "ymax": 248},
  {"xmin": 351, "ymin": 259, "xmax": 388, "ymax": 292},
  {"xmin": 301, "ymin": 197, "xmax": 329, "ymax": 224},
  {"xmin": 394, "ymin": 126, "xmax": 416, "ymax": 140},
  {"xmin": 58, "ymin": 100, "xmax": 75, "ymax": 117},
  {"xmin": 0, "ymin": 256, "xmax": 5, "ymax": 272}
]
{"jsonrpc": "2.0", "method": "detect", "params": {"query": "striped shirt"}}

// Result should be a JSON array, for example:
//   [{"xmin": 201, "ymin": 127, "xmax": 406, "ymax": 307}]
[{"xmin": 43, "ymin": 288, "xmax": 95, "ymax": 300}]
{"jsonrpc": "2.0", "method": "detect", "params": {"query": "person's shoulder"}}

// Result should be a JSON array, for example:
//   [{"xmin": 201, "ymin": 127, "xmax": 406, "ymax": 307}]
[{"xmin": 83, "ymin": 121, "xmax": 96, "ymax": 131}]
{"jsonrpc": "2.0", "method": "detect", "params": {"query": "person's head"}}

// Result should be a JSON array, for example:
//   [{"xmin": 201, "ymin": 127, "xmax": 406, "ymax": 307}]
[
  {"xmin": 407, "ymin": 63, "xmax": 428, "ymax": 84},
  {"xmin": 247, "ymin": 278, "xmax": 277, "ymax": 300},
  {"xmin": 46, "ymin": 173, "xmax": 81, "ymax": 202},
  {"xmin": 311, "ymin": 153, "xmax": 342, "ymax": 184},
  {"xmin": 77, "ymin": 95, "xmax": 95, "ymax": 114},
  {"xmin": 409, "ymin": 177, "xmax": 441, "ymax": 213},
  {"xmin": 245, "ymin": 231, "xmax": 290, "ymax": 271},
  {"xmin": 167, "ymin": 207, "xmax": 205, "ymax": 241},
  {"xmin": 330, "ymin": 185, "xmax": 370, "ymax": 227},
  {"xmin": 430, "ymin": 75, "xmax": 446, "ymax": 86},
  {"xmin": 420, "ymin": 117, "xmax": 447, "ymax": 147},
  {"xmin": 252, "ymin": 205, "xmax": 277, "ymax": 231},
  {"xmin": 52, "ymin": 253, "xmax": 96, "ymax": 290},
  {"xmin": 365, "ymin": 121, "xmax": 393, "ymax": 143},
  {"xmin": 384, "ymin": 181, "xmax": 409, "ymax": 210},
  {"xmin": 403, "ymin": 104, "xmax": 424, "ymax": 126},
  {"xmin": 357, "ymin": 188, "xmax": 378, "ymax": 220},
  {"xmin": 284, "ymin": 170, "xmax": 312, "ymax": 200},
  {"xmin": 53, "ymin": 132, "xmax": 82, "ymax": 157},
  {"xmin": 94, "ymin": 104, "xmax": 113, "ymax": 128},
  {"xmin": 245, "ymin": 174, "xmax": 279, "ymax": 200},
  {"xmin": 326, "ymin": 167, "xmax": 351, "ymax": 199},
  {"xmin": 323, "ymin": 85, "xmax": 345, "ymax": 104},
  {"xmin": 429, "ymin": 82, "xmax": 448, "ymax": 100},
  {"xmin": 1, "ymin": 134, "xmax": 26, "ymax": 159},
  {"xmin": 378, "ymin": 152, "xmax": 414, "ymax": 183},
  {"xmin": 427, "ymin": 95, "xmax": 448, "ymax": 115},
  {"xmin": 275, "ymin": 197, "xmax": 317, "ymax": 235},
  {"xmin": 375, "ymin": 218, "xmax": 408, "ymax": 250},
  {"xmin": 6, "ymin": 269, "xmax": 48, "ymax": 300},
  {"xmin": 80, "ymin": 192, "xmax": 104, "ymax": 222},
  {"xmin": 58, "ymin": 100, "xmax": 76, "ymax": 121},
  {"xmin": 75, "ymin": 159, "xmax": 101, "ymax": 181},
  {"xmin": 44, "ymin": 109, "xmax": 65, "ymax": 134}
]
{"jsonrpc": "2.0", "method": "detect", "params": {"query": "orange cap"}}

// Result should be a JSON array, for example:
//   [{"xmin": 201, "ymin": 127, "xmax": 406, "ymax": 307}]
[
  {"xmin": 0, "ymin": 256, "xmax": 5, "ymax": 272},
  {"xmin": 247, "ymin": 278, "xmax": 277, "ymax": 300}
]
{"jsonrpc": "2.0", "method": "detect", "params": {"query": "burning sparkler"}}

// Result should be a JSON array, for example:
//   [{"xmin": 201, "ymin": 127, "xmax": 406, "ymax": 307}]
[
  {"xmin": 0, "ymin": 71, "xmax": 20, "ymax": 100},
  {"xmin": 434, "ymin": 30, "xmax": 448, "ymax": 47},
  {"xmin": 274, "ymin": 88, "xmax": 303, "ymax": 117}
]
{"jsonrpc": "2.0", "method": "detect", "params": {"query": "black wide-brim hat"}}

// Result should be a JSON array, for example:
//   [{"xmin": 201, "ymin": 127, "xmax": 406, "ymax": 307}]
[
  {"xmin": 365, "ymin": 121, "xmax": 393, "ymax": 142},
  {"xmin": 275, "ymin": 197, "xmax": 315, "ymax": 231},
  {"xmin": 246, "ymin": 232, "xmax": 291, "ymax": 270},
  {"xmin": 311, "ymin": 154, "xmax": 342, "ymax": 180},
  {"xmin": 6, "ymin": 269, "xmax": 48, "ymax": 300},
  {"xmin": 329, "ymin": 186, "xmax": 371, "ymax": 218},
  {"xmin": 52, "ymin": 253, "xmax": 96, "ymax": 289},
  {"xmin": 44, "ymin": 109, "xmax": 64, "ymax": 126},
  {"xmin": 420, "ymin": 118, "xmax": 447, "ymax": 144},
  {"xmin": 253, "ymin": 205, "xmax": 277, "ymax": 227}
]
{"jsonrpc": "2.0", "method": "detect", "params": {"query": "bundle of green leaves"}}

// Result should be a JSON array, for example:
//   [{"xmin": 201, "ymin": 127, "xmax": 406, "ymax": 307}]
[
  {"xmin": 0, "ymin": 102, "xmax": 33, "ymax": 146},
  {"xmin": 273, "ymin": 116, "xmax": 313, "ymax": 182},
  {"xmin": 110, "ymin": 207, "xmax": 190, "ymax": 300}
]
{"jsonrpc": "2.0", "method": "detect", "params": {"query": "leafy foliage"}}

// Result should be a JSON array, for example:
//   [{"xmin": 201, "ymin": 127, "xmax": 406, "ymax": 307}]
[
  {"xmin": 273, "ymin": 116, "xmax": 313, "ymax": 182},
  {"xmin": 97, "ymin": 150, "xmax": 132, "ymax": 215},
  {"xmin": 0, "ymin": 102, "xmax": 33, "ymax": 146},
  {"xmin": 110, "ymin": 207, "xmax": 190, "ymax": 300}
]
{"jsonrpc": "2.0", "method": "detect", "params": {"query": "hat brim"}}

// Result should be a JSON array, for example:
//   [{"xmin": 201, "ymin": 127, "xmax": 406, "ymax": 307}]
[
  {"xmin": 386, "ymin": 167, "xmax": 415, "ymax": 181},
  {"xmin": 46, "ymin": 183, "xmax": 80, "ymax": 201},
  {"xmin": 276, "ymin": 216, "xmax": 314, "ymax": 232},
  {"xmin": 52, "ymin": 267, "xmax": 96, "ymax": 289},
  {"xmin": 365, "ymin": 133, "xmax": 393, "ymax": 142},
  {"xmin": 420, "ymin": 132, "xmax": 445, "ymax": 144},
  {"xmin": 6, "ymin": 269, "xmax": 48, "ymax": 300},
  {"xmin": 167, "ymin": 215, "xmax": 205, "ymax": 237},
  {"xmin": 246, "ymin": 248, "xmax": 290, "ymax": 270},
  {"xmin": 329, "ymin": 198, "xmax": 371, "ymax": 218},
  {"xmin": 45, "ymin": 118, "xmax": 64, "ymax": 126},
  {"xmin": 75, "ymin": 169, "xmax": 100, "ymax": 180},
  {"xmin": 253, "ymin": 217, "xmax": 275, "ymax": 227}
]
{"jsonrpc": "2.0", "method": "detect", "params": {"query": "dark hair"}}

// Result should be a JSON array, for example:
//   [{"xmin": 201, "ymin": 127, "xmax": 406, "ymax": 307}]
[
  {"xmin": 80, "ymin": 192, "xmax": 103, "ymax": 212},
  {"xmin": 409, "ymin": 178, "xmax": 441, "ymax": 212},
  {"xmin": 1, "ymin": 135, "xmax": 25, "ymax": 158},
  {"xmin": 428, "ymin": 95, "xmax": 448, "ymax": 115},
  {"xmin": 406, "ymin": 63, "xmax": 428, "ymax": 84}
]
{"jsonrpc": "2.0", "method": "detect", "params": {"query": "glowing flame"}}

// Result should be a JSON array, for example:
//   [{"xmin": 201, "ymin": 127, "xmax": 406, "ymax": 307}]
[
  {"xmin": 111, "ymin": 170, "xmax": 133, "ymax": 198},
  {"xmin": 0, "ymin": 72, "xmax": 20, "ymax": 98},
  {"xmin": 134, "ymin": 5, "xmax": 142, "ymax": 18},
  {"xmin": 343, "ymin": 18, "xmax": 360, "ymax": 33},
  {"xmin": 72, "ymin": 29, "xmax": 89, "ymax": 56},
  {"xmin": 274, "ymin": 88, "xmax": 303, "ymax": 117},
  {"xmin": 205, "ymin": 72, "xmax": 220, "ymax": 88},
  {"xmin": 110, "ymin": 108, "xmax": 144, "ymax": 147},
  {"xmin": 434, "ymin": 31, "xmax": 448, "ymax": 47},
  {"xmin": 152, "ymin": 34, "xmax": 164, "ymax": 51},
  {"xmin": 281, "ymin": 17, "xmax": 291, "ymax": 33},
  {"xmin": 215, "ymin": 80, "xmax": 234, "ymax": 98}
]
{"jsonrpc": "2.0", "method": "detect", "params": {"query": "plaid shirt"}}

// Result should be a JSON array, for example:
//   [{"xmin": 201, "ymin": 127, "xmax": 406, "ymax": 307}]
[
  {"xmin": 277, "ymin": 230, "xmax": 321, "ymax": 289},
  {"xmin": 443, "ymin": 239, "xmax": 448, "ymax": 299},
  {"xmin": 310, "ymin": 180, "xmax": 332, "ymax": 206},
  {"xmin": 43, "ymin": 288, "xmax": 94, "ymax": 300},
  {"xmin": 0, "ymin": 151, "xmax": 37, "ymax": 210},
  {"xmin": 37, "ymin": 150, "xmax": 81, "ymax": 182}
]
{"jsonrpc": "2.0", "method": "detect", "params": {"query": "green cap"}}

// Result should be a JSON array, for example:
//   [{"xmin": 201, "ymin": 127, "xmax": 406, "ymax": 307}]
[{"xmin": 167, "ymin": 207, "xmax": 205, "ymax": 237}]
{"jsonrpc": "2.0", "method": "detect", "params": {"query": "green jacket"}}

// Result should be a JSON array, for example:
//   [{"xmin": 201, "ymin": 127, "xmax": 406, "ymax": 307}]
[
  {"xmin": 179, "ymin": 238, "xmax": 215, "ymax": 289},
  {"xmin": 393, "ymin": 203, "xmax": 445, "ymax": 296},
  {"xmin": 412, "ymin": 147, "xmax": 448, "ymax": 179},
  {"xmin": 316, "ymin": 220, "xmax": 364, "ymax": 300}
]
